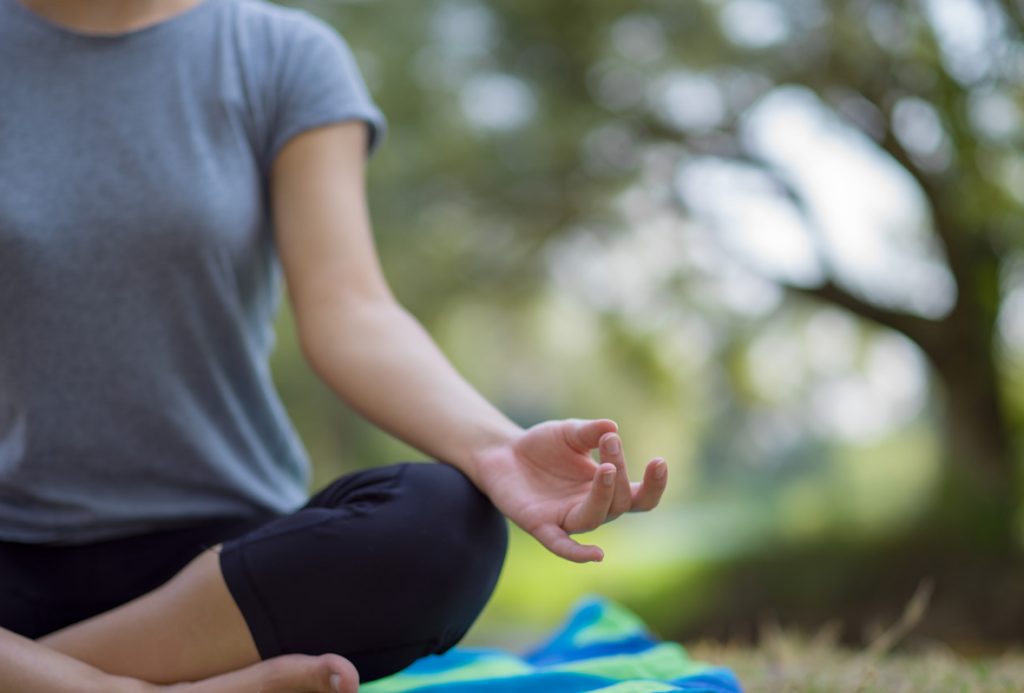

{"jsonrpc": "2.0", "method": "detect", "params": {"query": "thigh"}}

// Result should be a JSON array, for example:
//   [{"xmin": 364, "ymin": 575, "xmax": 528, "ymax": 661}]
[
  {"xmin": 0, "ymin": 515, "xmax": 273, "ymax": 638},
  {"xmin": 220, "ymin": 461, "xmax": 508, "ymax": 682}
]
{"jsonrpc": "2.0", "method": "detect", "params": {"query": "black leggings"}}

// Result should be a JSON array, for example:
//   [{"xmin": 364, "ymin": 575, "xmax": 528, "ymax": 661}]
[{"xmin": 0, "ymin": 462, "xmax": 508, "ymax": 682}]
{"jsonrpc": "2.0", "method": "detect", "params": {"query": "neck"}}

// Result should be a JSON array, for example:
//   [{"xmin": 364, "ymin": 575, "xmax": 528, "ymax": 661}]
[{"xmin": 18, "ymin": 0, "xmax": 204, "ymax": 34}]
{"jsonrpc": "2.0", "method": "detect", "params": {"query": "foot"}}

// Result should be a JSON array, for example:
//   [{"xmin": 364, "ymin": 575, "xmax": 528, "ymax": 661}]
[{"xmin": 152, "ymin": 654, "xmax": 359, "ymax": 693}]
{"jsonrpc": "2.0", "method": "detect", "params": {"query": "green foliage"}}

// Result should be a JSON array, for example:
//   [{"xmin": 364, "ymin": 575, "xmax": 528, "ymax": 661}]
[{"xmin": 272, "ymin": 0, "xmax": 1024, "ymax": 639}]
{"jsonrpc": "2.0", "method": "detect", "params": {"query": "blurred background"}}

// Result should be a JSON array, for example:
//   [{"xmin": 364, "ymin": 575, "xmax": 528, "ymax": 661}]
[{"xmin": 271, "ymin": 0, "xmax": 1024, "ymax": 651}]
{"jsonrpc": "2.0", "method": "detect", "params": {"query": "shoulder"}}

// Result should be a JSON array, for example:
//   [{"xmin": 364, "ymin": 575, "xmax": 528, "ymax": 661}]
[
  {"xmin": 221, "ymin": 1, "xmax": 385, "ymax": 163},
  {"xmin": 227, "ymin": 0, "xmax": 348, "ymax": 50}
]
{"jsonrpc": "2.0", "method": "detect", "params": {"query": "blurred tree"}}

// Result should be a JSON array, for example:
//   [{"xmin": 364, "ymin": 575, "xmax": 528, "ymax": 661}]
[
  {"xmin": 652, "ymin": 0, "xmax": 1023, "ymax": 553},
  {"xmin": 282, "ymin": 0, "xmax": 1024, "ymax": 640},
  {"xmin": 490, "ymin": 0, "xmax": 1024, "ymax": 639}
]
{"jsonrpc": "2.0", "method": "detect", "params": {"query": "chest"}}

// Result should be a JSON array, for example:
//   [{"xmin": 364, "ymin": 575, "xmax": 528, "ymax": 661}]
[{"xmin": 0, "ymin": 44, "xmax": 269, "ymax": 271}]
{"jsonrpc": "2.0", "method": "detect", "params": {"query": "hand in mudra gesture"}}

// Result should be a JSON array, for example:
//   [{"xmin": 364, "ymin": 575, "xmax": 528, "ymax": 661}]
[{"xmin": 474, "ymin": 419, "xmax": 668, "ymax": 563}]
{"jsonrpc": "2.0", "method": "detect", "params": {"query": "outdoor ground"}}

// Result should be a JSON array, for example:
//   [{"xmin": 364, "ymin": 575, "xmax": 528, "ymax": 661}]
[{"xmin": 689, "ymin": 634, "xmax": 1024, "ymax": 692}]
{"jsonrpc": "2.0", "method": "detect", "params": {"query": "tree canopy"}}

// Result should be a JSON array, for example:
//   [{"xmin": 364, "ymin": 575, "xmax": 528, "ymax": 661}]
[{"xmin": 274, "ymin": 0, "xmax": 1024, "ymax": 644}]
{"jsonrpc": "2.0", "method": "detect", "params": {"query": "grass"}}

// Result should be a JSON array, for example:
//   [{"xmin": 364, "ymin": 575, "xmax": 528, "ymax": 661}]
[
  {"xmin": 686, "ymin": 583, "xmax": 1022, "ymax": 693},
  {"xmin": 477, "ymin": 580, "xmax": 1024, "ymax": 691},
  {"xmin": 689, "ymin": 635, "xmax": 1024, "ymax": 692}
]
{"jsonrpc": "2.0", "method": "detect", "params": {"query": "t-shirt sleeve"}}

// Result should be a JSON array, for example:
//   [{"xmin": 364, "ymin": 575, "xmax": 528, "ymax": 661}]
[{"xmin": 267, "ymin": 14, "xmax": 387, "ymax": 165}]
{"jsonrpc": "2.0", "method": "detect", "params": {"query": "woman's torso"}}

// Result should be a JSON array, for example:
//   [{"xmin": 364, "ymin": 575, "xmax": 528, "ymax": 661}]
[{"xmin": 0, "ymin": 0, "xmax": 321, "ymax": 543}]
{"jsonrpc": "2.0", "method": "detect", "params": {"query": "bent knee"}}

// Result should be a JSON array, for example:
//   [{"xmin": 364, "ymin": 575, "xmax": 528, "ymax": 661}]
[
  {"xmin": 400, "ymin": 462, "xmax": 507, "ymax": 552},
  {"xmin": 221, "ymin": 462, "xmax": 508, "ymax": 680},
  {"xmin": 394, "ymin": 463, "xmax": 508, "ymax": 639},
  {"xmin": 312, "ymin": 464, "xmax": 507, "ymax": 675}
]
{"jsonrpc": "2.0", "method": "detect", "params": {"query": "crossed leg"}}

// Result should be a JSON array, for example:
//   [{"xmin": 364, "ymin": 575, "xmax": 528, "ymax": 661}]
[
  {"xmin": 2, "ymin": 592, "xmax": 357, "ymax": 692},
  {"xmin": 39, "ymin": 548, "xmax": 259, "ymax": 684},
  {"xmin": 33, "ymin": 463, "xmax": 507, "ymax": 688}
]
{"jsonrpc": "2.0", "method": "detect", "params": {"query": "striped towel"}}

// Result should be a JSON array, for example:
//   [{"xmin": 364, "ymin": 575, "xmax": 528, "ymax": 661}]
[{"xmin": 363, "ymin": 597, "xmax": 742, "ymax": 692}]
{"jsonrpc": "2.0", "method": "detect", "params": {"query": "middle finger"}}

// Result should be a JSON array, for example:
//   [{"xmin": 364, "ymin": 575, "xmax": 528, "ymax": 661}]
[{"xmin": 598, "ymin": 432, "xmax": 633, "ymax": 518}]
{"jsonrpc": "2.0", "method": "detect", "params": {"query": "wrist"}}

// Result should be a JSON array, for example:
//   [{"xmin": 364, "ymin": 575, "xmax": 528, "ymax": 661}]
[{"xmin": 459, "ymin": 419, "xmax": 524, "ymax": 487}]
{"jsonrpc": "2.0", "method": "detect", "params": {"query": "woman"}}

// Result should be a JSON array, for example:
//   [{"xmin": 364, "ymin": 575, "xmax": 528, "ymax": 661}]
[{"xmin": 0, "ymin": 0, "xmax": 669, "ymax": 687}]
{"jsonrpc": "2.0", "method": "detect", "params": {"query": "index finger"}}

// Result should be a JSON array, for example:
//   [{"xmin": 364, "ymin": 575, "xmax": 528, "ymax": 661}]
[{"xmin": 563, "ymin": 418, "xmax": 618, "ymax": 454}]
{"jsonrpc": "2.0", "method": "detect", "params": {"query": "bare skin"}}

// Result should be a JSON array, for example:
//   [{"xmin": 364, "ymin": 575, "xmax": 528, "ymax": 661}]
[
  {"xmin": 41, "ymin": 550, "xmax": 261, "ymax": 684},
  {"xmin": 3, "ymin": 619, "xmax": 358, "ymax": 692},
  {"xmin": 12, "ymin": 0, "xmax": 671, "ymax": 686},
  {"xmin": 18, "ymin": 0, "xmax": 205, "ymax": 35}
]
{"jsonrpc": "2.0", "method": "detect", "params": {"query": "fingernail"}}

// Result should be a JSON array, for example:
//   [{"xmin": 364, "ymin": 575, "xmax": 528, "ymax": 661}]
[
  {"xmin": 331, "ymin": 673, "xmax": 342, "ymax": 692},
  {"xmin": 602, "ymin": 470, "xmax": 615, "ymax": 486},
  {"xmin": 654, "ymin": 460, "xmax": 667, "ymax": 480},
  {"xmin": 605, "ymin": 436, "xmax": 621, "ymax": 454}
]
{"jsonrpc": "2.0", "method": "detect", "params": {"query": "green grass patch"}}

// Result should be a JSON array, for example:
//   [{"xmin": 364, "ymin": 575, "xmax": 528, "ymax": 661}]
[{"xmin": 689, "ymin": 633, "xmax": 1024, "ymax": 692}]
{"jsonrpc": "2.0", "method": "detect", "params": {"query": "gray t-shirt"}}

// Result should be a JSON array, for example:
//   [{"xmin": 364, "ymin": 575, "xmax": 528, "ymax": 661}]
[{"xmin": 0, "ymin": 0, "xmax": 386, "ymax": 543}]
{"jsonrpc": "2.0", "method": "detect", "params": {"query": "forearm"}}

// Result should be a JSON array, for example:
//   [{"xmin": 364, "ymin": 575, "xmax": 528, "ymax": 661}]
[{"xmin": 299, "ymin": 295, "xmax": 523, "ymax": 485}]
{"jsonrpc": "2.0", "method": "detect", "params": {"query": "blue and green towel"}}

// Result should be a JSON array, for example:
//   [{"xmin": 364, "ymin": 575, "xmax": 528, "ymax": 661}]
[{"xmin": 363, "ymin": 597, "xmax": 742, "ymax": 692}]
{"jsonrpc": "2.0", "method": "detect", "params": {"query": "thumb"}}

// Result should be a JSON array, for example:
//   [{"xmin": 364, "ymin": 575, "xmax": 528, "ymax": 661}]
[{"xmin": 533, "ymin": 523, "xmax": 605, "ymax": 563}]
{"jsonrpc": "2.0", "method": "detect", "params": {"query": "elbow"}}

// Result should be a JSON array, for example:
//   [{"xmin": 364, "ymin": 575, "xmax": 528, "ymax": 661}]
[
  {"xmin": 297, "ymin": 323, "xmax": 332, "ymax": 380},
  {"xmin": 296, "ymin": 308, "xmax": 348, "ymax": 379},
  {"xmin": 294, "ymin": 292, "xmax": 404, "ymax": 376}
]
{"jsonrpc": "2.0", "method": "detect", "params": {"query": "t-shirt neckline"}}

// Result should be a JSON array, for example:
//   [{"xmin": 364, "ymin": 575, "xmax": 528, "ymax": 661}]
[{"xmin": 8, "ymin": 0, "xmax": 222, "ymax": 41}]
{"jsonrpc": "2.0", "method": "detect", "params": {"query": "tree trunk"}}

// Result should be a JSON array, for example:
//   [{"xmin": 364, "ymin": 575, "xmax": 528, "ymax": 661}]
[
  {"xmin": 922, "ymin": 264, "xmax": 1019, "ymax": 554},
  {"xmin": 930, "ymin": 359, "xmax": 1018, "ymax": 552}
]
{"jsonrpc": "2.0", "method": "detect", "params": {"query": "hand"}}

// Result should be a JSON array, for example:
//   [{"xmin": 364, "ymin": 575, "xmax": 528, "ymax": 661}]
[{"xmin": 472, "ymin": 418, "xmax": 668, "ymax": 563}]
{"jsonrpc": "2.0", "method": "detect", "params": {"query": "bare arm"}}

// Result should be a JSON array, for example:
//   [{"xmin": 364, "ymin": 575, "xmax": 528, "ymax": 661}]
[
  {"xmin": 271, "ymin": 122, "xmax": 522, "ymax": 486},
  {"xmin": 272, "ymin": 122, "xmax": 667, "ymax": 562}
]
